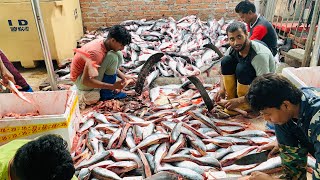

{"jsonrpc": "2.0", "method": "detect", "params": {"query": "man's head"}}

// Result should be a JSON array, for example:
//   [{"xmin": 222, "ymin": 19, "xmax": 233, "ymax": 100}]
[
  {"xmin": 106, "ymin": 25, "xmax": 131, "ymax": 51},
  {"xmin": 11, "ymin": 134, "xmax": 75, "ymax": 180},
  {"xmin": 246, "ymin": 73, "xmax": 302, "ymax": 125},
  {"xmin": 226, "ymin": 21, "xmax": 249, "ymax": 52},
  {"xmin": 235, "ymin": 1, "xmax": 257, "ymax": 25}
]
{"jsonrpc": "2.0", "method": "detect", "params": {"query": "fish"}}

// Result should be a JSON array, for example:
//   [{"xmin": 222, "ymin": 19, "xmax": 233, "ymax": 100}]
[
  {"xmin": 219, "ymin": 126, "xmax": 246, "ymax": 134},
  {"xmin": 146, "ymin": 69, "xmax": 160, "ymax": 88},
  {"xmin": 187, "ymin": 136, "xmax": 207, "ymax": 156},
  {"xmin": 130, "ymin": 133, "xmax": 169, "ymax": 152},
  {"xmin": 222, "ymin": 164, "xmax": 258, "ymax": 173},
  {"xmin": 92, "ymin": 167, "xmax": 122, "ymax": 180},
  {"xmin": 226, "ymin": 130, "xmax": 269, "ymax": 138},
  {"xmin": 87, "ymin": 160, "xmax": 114, "ymax": 170},
  {"xmin": 174, "ymin": 161, "xmax": 206, "ymax": 175},
  {"xmin": 220, "ymin": 146, "xmax": 257, "ymax": 167},
  {"xmin": 144, "ymin": 171, "xmax": 179, "ymax": 180},
  {"xmin": 76, "ymin": 151, "xmax": 111, "ymax": 169},
  {"xmin": 147, "ymin": 143, "xmax": 160, "ymax": 154},
  {"xmin": 163, "ymin": 154, "xmax": 220, "ymax": 168},
  {"xmin": 78, "ymin": 168, "xmax": 90, "ymax": 180},
  {"xmin": 79, "ymin": 119, "xmax": 95, "ymax": 133},
  {"xmin": 107, "ymin": 127, "xmax": 123, "ymax": 149},
  {"xmin": 167, "ymin": 134, "xmax": 186, "ymax": 156},
  {"xmin": 214, "ymin": 136, "xmax": 252, "ymax": 145},
  {"xmin": 205, "ymin": 143, "xmax": 219, "ymax": 152},
  {"xmin": 137, "ymin": 148, "xmax": 152, "ymax": 178},
  {"xmin": 176, "ymin": 105, "xmax": 196, "ymax": 115},
  {"xmin": 125, "ymin": 127, "xmax": 137, "ymax": 149},
  {"xmin": 144, "ymin": 153, "xmax": 156, "ymax": 174},
  {"xmin": 189, "ymin": 111, "xmax": 222, "ymax": 135},
  {"xmin": 170, "ymin": 122, "xmax": 183, "ymax": 143},
  {"xmin": 241, "ymin": 156, "xmax": 282, "ymax": 175},
  {"xmin": 202, "ymin": 138, "xmax": 233, "ymax": 148},
  {"xmin": 182, "ymin": 123, "xmax": 210, "ymax": 139},
  {"xmin": 116, "ymin": 124, "xmax": 131, "ymax": 148},
  {"xmin": 93, "ymin": 112, "xmax": 109, "ymax": 124},
  {"xmin": 142, "ymin": 123, "xmax": 155, "ymax": 140},
  {"xmin": 2, "ymin": 80, "xmax": 32, "ymax": 103},
  {"xmin": 244, "ymin": 137, "xmax": 274, "ymax": 145},
  {"xmin": 158, "ymin": 163, "xmax": 204, "ymax": 180},
  {"xmin": 109, "ymin": 149, "xmax": 143, "ymax": 168},
  {"xmin": 106, "ymin": 161, "xmax": 138, "ymax": 174},
  {"xmin": 154, "ymin": 142, "xmax": 169, "ymax": 172}
]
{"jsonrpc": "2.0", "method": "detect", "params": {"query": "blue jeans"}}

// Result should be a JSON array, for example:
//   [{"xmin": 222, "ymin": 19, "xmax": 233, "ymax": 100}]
[
  {"xmin": 100, "ymin": 74, "xmax": 127, "ymax": 100},
  {"xmin": 21, "ymin": 85, "xmax": 33, "ymax": 92}
]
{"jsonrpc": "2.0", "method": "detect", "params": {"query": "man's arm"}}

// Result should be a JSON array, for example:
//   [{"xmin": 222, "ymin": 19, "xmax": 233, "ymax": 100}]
[
  {"xmin": 275, "ymin": 124, "xmax": 308, "ymax": 179},
  {"xmin": 250, "ymin": 25, "xmax": 267, "ymax": 40},
  {"xmin": 0, "ymin": 56, "xmax": 15, "ymax": 84},
  {"xmin": 251, "ymin": 53, "xmax": 273, "ymax": 76},
  {"xmin": 309, "ymin": 109, "xmax": 320, "ymax": 179},
  {"xmin": 117, "ymin": 69, "xmax": 126, "ymax": 80},
  {"xmin": 81, "ymin": 62, "xmax": 124, "ymax": 90}
]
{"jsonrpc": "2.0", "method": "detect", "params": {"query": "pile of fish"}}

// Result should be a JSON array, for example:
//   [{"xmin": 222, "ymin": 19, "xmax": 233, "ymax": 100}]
[
  {"xmin": 72, "ymin": 84, "xmax": 299, "ymax": 180},
  {"xmin": 0, "ymin": 111, "xmax": 40, "ymax": 119},
  {"xmin": 77, "ymin": 15, "xmax": 231, "ymax": 80},
  {"xmin": 40, "ymin": 15, "xmax": 231, "ymax": 91}
]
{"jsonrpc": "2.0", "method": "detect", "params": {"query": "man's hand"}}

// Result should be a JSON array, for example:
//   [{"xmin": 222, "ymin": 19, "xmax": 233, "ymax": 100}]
[
  {"xmin": 125, "ymin": 75, "xmax": 137, "ymax": 84},
  {"xmin": 1, "ymin": 67, "xmax": 15, "ymax": 86},
  {"xmin": 225, "ymin": 98, "xmax": 241, "ymax": 110},
  {"xmin": 257, "ymin": 140, "xmax": 279, "ymax": 157},
  {"xmin": 249, "ymin": 171, "xmax": 276, "ymax": 180},
  {"xmin": 214, "ymin": 89, "xmax": 225, "ymax": 102},
  {"xmin": 113, "ymin": 81, "xmax": 126, "ymax": 90},
  {"xmin": 87, "ymin": 61, "xmax": 99, "ymax": 79}
]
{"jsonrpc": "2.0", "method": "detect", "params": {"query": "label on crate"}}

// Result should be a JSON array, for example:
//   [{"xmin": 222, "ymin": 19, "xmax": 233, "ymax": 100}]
[
  {"xmin": 8, "ymin": 19, "xmax": 30, "ymax": 32},
  {"xmin": 0, "ymin": 97, "xmax": 78, "ymax": 143}
]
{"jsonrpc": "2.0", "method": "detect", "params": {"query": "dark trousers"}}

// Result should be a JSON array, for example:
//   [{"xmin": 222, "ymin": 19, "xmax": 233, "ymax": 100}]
[{"xmin": 220, "ymin": 55, "xmax": 256, "ymax": 85}]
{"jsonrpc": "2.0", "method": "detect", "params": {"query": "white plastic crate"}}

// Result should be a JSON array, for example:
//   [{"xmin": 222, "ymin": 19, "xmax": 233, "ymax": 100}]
[
  {"xmin": 282, "ymin": 67, "xmax": 320, "ymax": 88},
  {"xmin": 0, "ymin": 90, "xmax": 81, "ymax": 149}
]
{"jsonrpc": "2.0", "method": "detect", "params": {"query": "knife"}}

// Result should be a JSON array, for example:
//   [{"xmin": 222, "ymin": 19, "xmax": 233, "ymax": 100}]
[
  {"xmin": 187, "ymin": 76, "xmax": 214, "ymax": 111},
  {"xmin": 234, "ymin": 150, "xmax": 271, "ymax": 165},
  {"xmin": 134, "ymin": 53, "xmax": 164, "ymax": 95}
]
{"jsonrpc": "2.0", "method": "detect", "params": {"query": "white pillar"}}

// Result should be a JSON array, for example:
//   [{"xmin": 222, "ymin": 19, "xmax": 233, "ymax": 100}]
[
  {"xmin": 310, "ymin": 14, "xmax": 320, "ymax": 66},
  {"xmin": 254, "ymin": 0, "xmax": 262, "ymax": 14},
  {"xmin": 30, "ymin": 0, "xmax": 58, "ymax": 90}
]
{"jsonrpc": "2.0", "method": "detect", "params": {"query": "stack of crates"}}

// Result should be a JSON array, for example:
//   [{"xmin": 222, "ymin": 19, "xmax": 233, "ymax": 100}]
[{"xmin": 0, "ymin": 0, "xmax": 83, "ymax": 68}]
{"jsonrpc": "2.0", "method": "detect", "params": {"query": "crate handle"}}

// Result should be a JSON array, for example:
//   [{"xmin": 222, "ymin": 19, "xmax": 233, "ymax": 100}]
[{"xmin": 54, "ymin": 1, "xmax": 63, "ymax": 7}]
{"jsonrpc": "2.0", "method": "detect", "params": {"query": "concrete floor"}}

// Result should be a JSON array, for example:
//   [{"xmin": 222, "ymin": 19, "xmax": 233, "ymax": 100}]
[{"xmin": 15, "ymin": 61, "xmax": 50, "ymax": 91}]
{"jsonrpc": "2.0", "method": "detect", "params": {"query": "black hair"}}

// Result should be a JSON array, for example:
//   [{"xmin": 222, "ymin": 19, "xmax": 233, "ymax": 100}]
[
  {"xmin": 226, "ymin": 21, "xmax": 247, "ymax": 34},
  {"xmin": 235, "ymin": 0, "xmax": 256, "ymax": 14},
  {"xmin": 107, "ymin": 25, "xmax": 132, "ymax": 46},
  {"xmin": 12, "ymin": 134, "xmax": 75, "ymax": 180},
  {"xmin": 246, "ymin": 73, "xmax": 302, "ymax": 111}
]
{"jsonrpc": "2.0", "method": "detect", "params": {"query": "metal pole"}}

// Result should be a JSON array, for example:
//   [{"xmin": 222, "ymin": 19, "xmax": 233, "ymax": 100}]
[
  {"xmin": 310, "ymin": 15, "xmax": 320, "ymax": 66},
  {"xmin": 30, "ymin": 0, "xmax": 58, "ymax": 90},
  {"xmin": 302, "ymin": 0, "xmax": 320, "ymax": 67}
]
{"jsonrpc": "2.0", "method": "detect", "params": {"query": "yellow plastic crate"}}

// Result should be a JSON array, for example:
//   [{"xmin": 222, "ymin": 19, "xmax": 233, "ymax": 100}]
[{"xmin": 0, "ymin": 0, "xmax": 83, "ymax": 68}]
